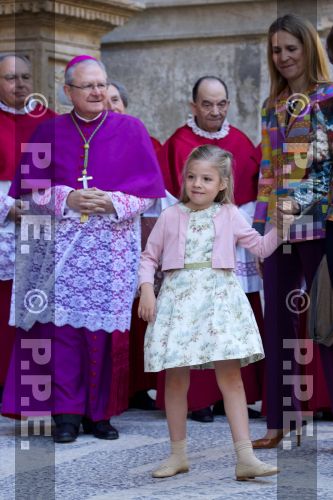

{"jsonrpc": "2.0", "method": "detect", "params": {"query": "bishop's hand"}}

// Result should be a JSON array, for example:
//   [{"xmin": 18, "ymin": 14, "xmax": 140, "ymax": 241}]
[
  {"xmin": 67, "ymin": 188, "xmax": 115, "ymax": 215},
  {"xmin": 8, "ymin": 199, "xmax": 23, "ymax": 223},
  {"xmin": 88, "ymin": 188, "xmax": 115, "ymax": 214}
]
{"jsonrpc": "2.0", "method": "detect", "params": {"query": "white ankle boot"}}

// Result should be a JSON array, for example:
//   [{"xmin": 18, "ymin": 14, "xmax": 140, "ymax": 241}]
[
  {"xmin": 235, "ymin": 439, "xmax": 279, "ymax": 481},
  {"xmin": 152, "ymin": 439, "xmax": 189, "ymax": 478}
]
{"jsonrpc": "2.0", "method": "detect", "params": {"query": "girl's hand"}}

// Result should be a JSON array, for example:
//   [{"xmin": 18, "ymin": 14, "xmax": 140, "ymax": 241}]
[
  {"xmin": 255, "ymin": 257, "xmax": 264, "ymax": 278},
  {"xmin": 138, "ymin": 283, "xmax": 156, "ymax": 323}
]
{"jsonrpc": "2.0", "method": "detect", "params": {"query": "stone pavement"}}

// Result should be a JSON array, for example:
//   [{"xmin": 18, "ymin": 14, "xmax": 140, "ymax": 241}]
[{"xmin": 0, "ymin": 409, "xmax": 332, "ymax": 500}]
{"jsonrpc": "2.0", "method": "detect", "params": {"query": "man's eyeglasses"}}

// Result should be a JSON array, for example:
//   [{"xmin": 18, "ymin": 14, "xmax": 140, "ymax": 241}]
[{"xmin": 68, "ymin": 83, "xmax": 110, "ymax": 92}]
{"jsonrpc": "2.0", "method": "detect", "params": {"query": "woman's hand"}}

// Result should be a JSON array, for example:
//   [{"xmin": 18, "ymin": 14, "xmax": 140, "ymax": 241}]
[
  {"xmin": 270, "ymin": 204, "xmax": 295, "ymax": 239},
  {"xmin": 138, "ymin": 283, "xmax": 156, "ymax": 323},
  {"xmin": 277, "ymin": 196, "xmax": 300, "ymax": 215},
  {"xmin": 67, "ymin": 188, "xmax": 115, "ymax": 215}
]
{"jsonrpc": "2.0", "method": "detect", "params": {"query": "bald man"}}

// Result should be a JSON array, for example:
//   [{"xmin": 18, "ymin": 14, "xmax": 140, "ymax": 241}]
[
  {"xmin": 0, "ymin": 54, "xmax": 54, "ymax": 399},
  {"xmin": 157, "ymin": 76, "xmax": 264, "ymax": 422}
]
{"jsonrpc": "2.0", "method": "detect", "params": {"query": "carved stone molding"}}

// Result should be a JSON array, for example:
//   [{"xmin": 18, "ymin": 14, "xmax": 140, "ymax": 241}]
[
  {"xmin": 0, "ymin": 1, "xmax": 143, "ymax": 27},
  {"xmin": 0, "ymin": 0, "xmax": 144, "ymax": 112}
]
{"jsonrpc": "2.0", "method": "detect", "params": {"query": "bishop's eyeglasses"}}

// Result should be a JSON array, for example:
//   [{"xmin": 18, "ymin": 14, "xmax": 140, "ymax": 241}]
[{"xmin": 68, "ymin": 82, "xmax": 110, "ymax": 92}]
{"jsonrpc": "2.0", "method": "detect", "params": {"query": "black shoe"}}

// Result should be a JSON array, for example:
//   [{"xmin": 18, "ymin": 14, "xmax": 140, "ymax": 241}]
[
  {"xmin": 53, "ymin": 422, "xmax": 79, "ymax": 443},
  {"xmin": 248, "ymin": 408, "xmax": 262, "ymax": 419},
  {"xmin": 320, "ymin": 410, "xmax": 333, "ymax": 421},
  {"xmin": 191, "ymin": 407, "xmax": 214, "ymax": 423},
  {"xmin": 314, "ymin": 411, "xmax": 333, "ymax": 421},
  {"xmin": 129, "ymin": 390, "xmax": 156, "ymax": 410},
  {"xmin": 213, "ymin": 400, "xmax": 226, "ymax": 416},
  {"xmin": 82, "ymin": 418, "xmax": 119, "ymax": 440},
  {"xmin": 81, "ymin": 416, "xmax": 94, "ymax": 434}
]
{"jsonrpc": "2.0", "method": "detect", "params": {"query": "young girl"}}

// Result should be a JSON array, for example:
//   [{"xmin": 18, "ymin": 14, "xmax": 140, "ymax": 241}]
[{"xmin": 138, "ymin": 145, "xmax": 292, "ymax": 480}]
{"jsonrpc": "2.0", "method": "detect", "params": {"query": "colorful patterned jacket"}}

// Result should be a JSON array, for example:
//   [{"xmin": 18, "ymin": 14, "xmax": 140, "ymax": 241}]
[
  {"xmin": 318, "ymin": 92, "xmax": 333, "ymax": 222},
  {"xmin": 253, "ymin": 83, "xmax": 333, "ymax": 241}
]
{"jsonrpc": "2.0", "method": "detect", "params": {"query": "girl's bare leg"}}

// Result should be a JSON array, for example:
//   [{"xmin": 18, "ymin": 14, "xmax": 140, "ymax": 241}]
[
  {"xmin": 165, "ymin": 367, "xmax": 190, "ymax": 441},
  {"xmin": 214, "ymin": 360, "xmax": 249, "ymax": 442},
  {"xmin": 152, "ymin": 367, "xmax": 190, "ymax": 478},
  {"xmin": 214, "ymin": 360, "xmax": 279, "ymax": 480}
]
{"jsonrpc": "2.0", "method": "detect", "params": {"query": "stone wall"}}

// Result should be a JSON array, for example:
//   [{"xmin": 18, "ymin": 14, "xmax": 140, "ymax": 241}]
[
  {"xmin": 102, "ymin": 0, "xmax": 333, "ymax": 144},
  {"xmin": 0, "ymin": 0, "xmax": 144, "ymax": 112}
]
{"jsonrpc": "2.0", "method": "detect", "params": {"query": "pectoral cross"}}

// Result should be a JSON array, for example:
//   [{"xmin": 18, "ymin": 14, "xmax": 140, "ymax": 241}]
[
  {"xmin": 78, "ymin": 172, "xmax": 93, "ymax": 190},
  {"xmin": 77, "ymin": 170, "xmax": 93, "ymax": 223},
  {"xmin": 70, "ymin": 113, "xmax": 108, "ymax": 223}
]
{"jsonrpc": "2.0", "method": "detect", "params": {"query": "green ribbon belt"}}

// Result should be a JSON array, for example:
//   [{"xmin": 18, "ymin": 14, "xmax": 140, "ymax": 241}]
[{"xmin": 184, "ymin": 262, "xmax": 211, "ymax": 270}]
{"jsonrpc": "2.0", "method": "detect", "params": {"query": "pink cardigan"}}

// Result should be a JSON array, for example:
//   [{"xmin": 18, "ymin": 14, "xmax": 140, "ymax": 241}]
[{"xmin": 139, "ymin": 203, "xmax": 280, "ymax": 286}]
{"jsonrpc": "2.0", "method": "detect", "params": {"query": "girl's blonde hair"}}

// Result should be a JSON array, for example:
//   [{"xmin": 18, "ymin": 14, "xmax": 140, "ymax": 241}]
[
  {"xmin": 179, "ymin": 145, "xmax": 234, "ymax": 205},
  {"xmin": 267, "ymin": 14, "xmax": 330, "ymax": 101}
]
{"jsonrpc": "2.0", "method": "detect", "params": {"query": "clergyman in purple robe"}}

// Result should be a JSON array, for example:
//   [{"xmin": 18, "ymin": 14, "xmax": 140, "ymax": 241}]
[{"xmin": 1, "ymin": 55, "xmax": 165, "ymax": 443}]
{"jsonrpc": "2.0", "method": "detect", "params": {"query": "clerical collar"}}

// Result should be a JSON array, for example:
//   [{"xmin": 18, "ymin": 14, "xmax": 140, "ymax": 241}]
[
  {"xmin": 0, "ymin": 99, "xmax": 37, "ymax": 115},
  {"xmin": 186, "ymin": 114, "xmax": 230, "ymax": 139},
  {"xmin": 74, "ymin": 110, "xmax": 103, "ymax": 123}
]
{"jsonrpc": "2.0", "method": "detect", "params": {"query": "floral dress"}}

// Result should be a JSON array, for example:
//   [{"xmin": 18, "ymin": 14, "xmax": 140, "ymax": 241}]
[{"xmin": 144, "ymin": 203, "xmax": 264, "ymax": 372}]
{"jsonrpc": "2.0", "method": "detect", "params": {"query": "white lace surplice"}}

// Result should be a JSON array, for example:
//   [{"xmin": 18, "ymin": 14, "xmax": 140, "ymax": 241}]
[
  {"xmin": 8, "ymin": 187, "xmax": 153, "ymax": 333},
  {"xmin": 0, "ymin": 182, "xmax": 15, "ymax": 281},
  {"xmin": 235, "ymin": 201, "xmax": 262, "ymax": 293}
]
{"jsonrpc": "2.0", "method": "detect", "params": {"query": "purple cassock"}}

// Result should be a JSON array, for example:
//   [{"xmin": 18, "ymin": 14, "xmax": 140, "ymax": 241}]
[{"xmin": 2, "ymin": 110, "xmax": 165, "ymax": 421}]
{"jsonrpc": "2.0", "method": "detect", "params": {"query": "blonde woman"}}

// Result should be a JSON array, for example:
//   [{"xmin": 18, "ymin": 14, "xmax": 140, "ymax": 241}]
[{"xmin": 253, "ymin": 14, "xmax": 333, "ymax": 448}]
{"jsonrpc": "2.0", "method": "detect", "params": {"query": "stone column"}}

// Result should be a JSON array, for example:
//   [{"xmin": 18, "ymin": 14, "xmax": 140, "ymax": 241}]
[{"xmin": 0, "ymin": 0, "xmax": 144, "ymax": 111}]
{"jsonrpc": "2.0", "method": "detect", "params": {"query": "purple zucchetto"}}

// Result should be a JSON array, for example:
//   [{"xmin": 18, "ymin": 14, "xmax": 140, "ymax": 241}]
[{"xmin": 65, "ymin": 55, "xmax": 97, "ymax": 72}]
